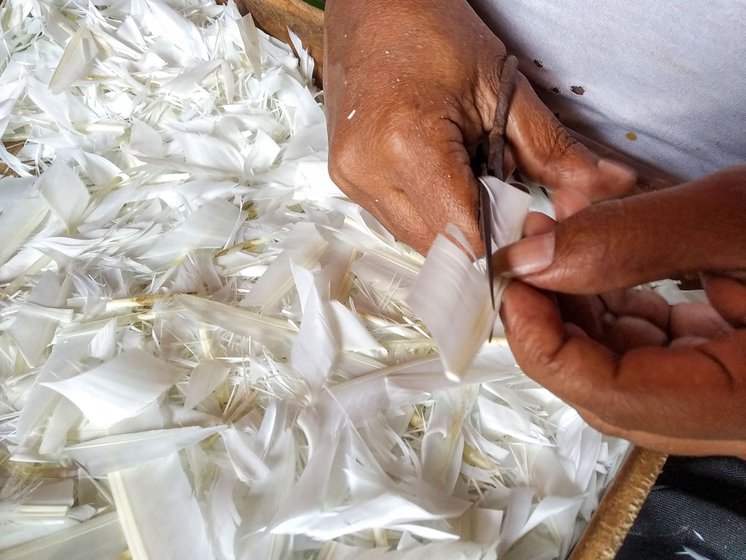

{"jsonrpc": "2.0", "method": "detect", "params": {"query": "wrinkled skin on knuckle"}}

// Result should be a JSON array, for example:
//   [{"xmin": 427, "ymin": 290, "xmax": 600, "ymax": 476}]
[
  {"xmin": 541, "ymin": 127, "xmax": 585, "ymax": 181},
  {"xmin": 543, "ymin": 124, "xmax": 577, "ymax": 165}
]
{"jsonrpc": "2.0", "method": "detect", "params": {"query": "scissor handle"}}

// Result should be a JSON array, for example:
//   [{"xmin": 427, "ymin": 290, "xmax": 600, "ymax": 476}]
[{"xmin": 487, "ymin": 54, "xmax": 519, "ymax": 180}]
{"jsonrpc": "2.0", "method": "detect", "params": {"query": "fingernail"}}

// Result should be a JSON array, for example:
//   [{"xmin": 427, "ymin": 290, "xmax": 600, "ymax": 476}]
[
  {"xmin": 597, "ymin": 158, "xmax": 637, "ymax": 186},
  {"xmin": 494, "ymin": 232, "xmax": 555, "ymax": 277}
]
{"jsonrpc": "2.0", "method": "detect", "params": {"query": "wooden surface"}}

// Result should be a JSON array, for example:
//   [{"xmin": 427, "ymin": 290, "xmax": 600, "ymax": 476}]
[
  {"xmin": 232, "ymin": 0, "xmax": 324, "ymax": 82},
  {"xmin": 0, "ymin": 142, "xmax": 22, "ymax": 177},
  {"xmin": 569, "ymin": 448, "xmax": 668, "ymax": 560}
]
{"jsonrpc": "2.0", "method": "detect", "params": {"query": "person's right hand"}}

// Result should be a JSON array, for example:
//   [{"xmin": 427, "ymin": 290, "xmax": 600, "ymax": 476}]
[
  {"xmin": 496, "ymin": 165, "xmax": 746, "ymax": 458},
  {"xmin": 324, "ymin": 0, "xmax": 636, "ymax": 254}
]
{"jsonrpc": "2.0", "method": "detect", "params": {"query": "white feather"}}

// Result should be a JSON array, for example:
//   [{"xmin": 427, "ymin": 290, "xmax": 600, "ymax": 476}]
[
  {"xmin": 478, "ymin": 176, "xmax": 531, "ymax": 250},
  {"xmin": 421, "ymin": 387, "xmax": 476, "ymax": 493},
  {"xmin": 287, "ymin": 29, "xmax": 314, "ymax": 84},
  {"xmin": 176, "ymin": 294, "xmax": 297, "ymax": 348},
  {"xmin": 238, "ymin": 14, "xmax": 263, "ymax": 78},
  {"xmin": 38, "ymin": 398, "xmax": 80, "ymax": 456},
  {"xmin": 37, "ymin": 159, "xmax": 90, "ymax": 231},
  {"xmin": 477, "ymin": 396, "xmax": 549, "ymax": 445},
  {"xmin": 407, "ymin": 233, "xmax": 496, "ymax": 381},
  {"xmin": 290, "ymin": 264, "xmax": 337, "ymax": 390},
  {"xmin": 0, "ymin": 198, "xmax": 49, "ymax": 268},
  {"xmin": 143, "ymin": 198, "xmax": 244, "ymax": 265},
  {"xmin": 171, "ymin": 129, "xmax": 245, "ymax": 176},
  {"xmin": 41, "ymin": 349, "xmax": 182, "ymax": 428},
  {"xmin": 0, "ymin": 512, "xmax": 127, "ymax": 560},
  {"xmin": 48, "ymin": 26, "xmax": 99, "ymax": 94},
  {"xmin": 109, "ymin": 452, "xmax": 214, "ymax": 560},
  {"xmin": 6, "ymin": 272, "xmax": 70, "ymax": 368},
  {"xmin": 222, "ymin": 425, "xmax": 271, "ymax": 483},
  {"xmin": 329, "ymin": 301, "xmax": 387, "ymax": 360},
  {"xmin": 65, "ymin": 426, "xmax": 222, "ymax": 476},
  {"xmin": 243, "ymin": 222, "xmax": 328, "ymax": 310},
  {"xmin": 184, "ymin": 360, "xmax": 230, "ymax": 409}
]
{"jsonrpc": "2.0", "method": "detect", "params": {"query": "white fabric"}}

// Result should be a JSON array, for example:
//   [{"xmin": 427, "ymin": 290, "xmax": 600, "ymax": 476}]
[{"xmin": 470, "ymin": 0, "xmax": 746, "ymax": 180}]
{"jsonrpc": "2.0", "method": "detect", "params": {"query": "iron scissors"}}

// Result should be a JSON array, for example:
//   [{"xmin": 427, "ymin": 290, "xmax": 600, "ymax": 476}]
[{"xmin": 479, "ymin": 54, "xmax": 519, "ymax": 308}]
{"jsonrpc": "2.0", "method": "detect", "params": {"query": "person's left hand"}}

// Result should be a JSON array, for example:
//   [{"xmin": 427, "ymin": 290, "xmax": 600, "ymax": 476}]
[
  {"xmin": 323, "ymin": 0, "xmax": 636, "ymax": 255},
  {"xmin": 496, "ymin": 165, "xmax": 746, "ymax": 458}
]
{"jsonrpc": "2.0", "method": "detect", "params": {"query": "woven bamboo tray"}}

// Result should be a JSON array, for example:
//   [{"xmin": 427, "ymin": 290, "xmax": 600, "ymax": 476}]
[{"xmin": 228, "ymin": 1, "xmax": 671, "ymax": 558}]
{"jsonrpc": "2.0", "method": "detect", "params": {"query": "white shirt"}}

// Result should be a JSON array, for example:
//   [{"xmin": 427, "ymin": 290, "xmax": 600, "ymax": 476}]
[{"xmin": 471, "ymin": 1, "xmax": 746, "ymax": 180}]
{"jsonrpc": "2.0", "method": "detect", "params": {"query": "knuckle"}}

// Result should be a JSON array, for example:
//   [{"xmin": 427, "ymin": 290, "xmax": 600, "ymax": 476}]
[
  {"xmin": 328, "ymin": 110, "xmax": 421, "ymax": 191},
  {"xmin": 380, "ymin": 122, "xmax": 421, "ymax": 162},
  {"xmin": 545, "ymin": 124, "xmax": 578, "ymax": 164},
  {"xmin": 328, "ymin": 134, "xmax": 367, "ymax": 191}
]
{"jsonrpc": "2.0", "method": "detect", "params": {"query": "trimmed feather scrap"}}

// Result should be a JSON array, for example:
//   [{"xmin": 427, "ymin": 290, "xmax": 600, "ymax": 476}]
[
  {"xmin": 42, "ymin": 349, "xmax": 182, "ymax": 428},
  {"xmin": 0, "ymin": 0, "xmax": 631, "ymax": 558}
]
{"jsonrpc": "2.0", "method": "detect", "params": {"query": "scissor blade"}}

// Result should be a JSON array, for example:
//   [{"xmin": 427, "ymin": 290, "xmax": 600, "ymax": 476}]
[{"xmin": 480, "ymin": 181, "xmax": 496, "ymax": 310}]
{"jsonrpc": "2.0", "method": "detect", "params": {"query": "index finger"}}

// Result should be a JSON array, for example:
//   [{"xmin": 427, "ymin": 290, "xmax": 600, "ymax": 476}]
[{"xmin": 501, "ymin": 281, "xmax": 746, "ymax": 455}]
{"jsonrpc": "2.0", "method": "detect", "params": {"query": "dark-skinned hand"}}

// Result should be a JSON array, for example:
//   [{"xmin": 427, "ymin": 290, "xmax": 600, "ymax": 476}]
[
  {"xmin": 324, "ymin": 0, "xmax": 636, "ymax": 254},
  {"xmin": 497, "ymin": 165, "xmax": 746, "ymax": 459}
]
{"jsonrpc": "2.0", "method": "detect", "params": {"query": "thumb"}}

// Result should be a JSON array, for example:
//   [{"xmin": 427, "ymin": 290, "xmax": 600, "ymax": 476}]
[
  {"xmin": 493, "ymin": 165, "xmax": 746, "ymax": 294},
  {"xmin": 506, "ymin": 75, "xmax": 636, "ymax": 200}
]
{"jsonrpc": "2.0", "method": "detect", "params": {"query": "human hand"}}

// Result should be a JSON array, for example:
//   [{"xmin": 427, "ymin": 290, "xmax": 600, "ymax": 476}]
[
  {"xmin": 497, "ymin": 165, "xmax": 746, "ymax": 458},
  {"xmin": 324, "ymin": 0, "xmax": 636, "ymax": 254}
]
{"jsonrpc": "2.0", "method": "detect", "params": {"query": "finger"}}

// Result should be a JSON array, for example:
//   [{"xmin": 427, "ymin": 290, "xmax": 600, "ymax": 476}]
[
  {"xmin": 571, "ymin": 401, "xmax": 746, "ymax": 459},
  {"xmin": 522, "ymin": 211, "xmax": 555, "ymax": 236},
  {"xmin": 551, "ymin": 187, "xmax": 591, "ymax": 221},
  {"xmin": 558, "ymin": 293, "xmax": 670, "ymax": 351},
  {"xmin": 669, "ymin": 336, "xmax": 709, "ymax": 348},
  {"xmin": 506, "ymin": 75, "xmax": 637, "ymax": 200},
  {"xmin": 502, "ymin": 144, "xmax": 516, "ymax": 179},
  {"xmin": 701, "ymin": 271, "xmax": 746, "ymax": 328},
  {"xmin": 600, "ymin": 289, "xmax": 670, "ymax": 330},
  {"xmin": 501, "ymin": 281, "xmax": 746, "ymax": 445},
  {"xmin": 556, "ymin": 294, "xmax": 605, "ymax": 340},
  {"xmin": 601, "ymin": 314, "xmax": 669, "ymax": 352},
  {"xmin": 669, "ymin": 301, "xmax": 734, "ymax": 340},
  {"xmin": 494, "ymin": 165, "xmax": 746, "ymax": 293},
  {"xmin": 564, "ymin": 322, "xmax": 590, "ymax": 339}
]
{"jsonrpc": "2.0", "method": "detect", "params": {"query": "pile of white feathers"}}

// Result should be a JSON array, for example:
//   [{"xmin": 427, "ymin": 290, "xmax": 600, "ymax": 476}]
[{"xmin": 0, "ymin": 1, "xmax": 639, "ymax": 558}]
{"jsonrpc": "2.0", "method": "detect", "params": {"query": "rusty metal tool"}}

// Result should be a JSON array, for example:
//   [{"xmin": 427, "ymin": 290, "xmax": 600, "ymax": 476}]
[{"xmin": 480, "ymin": 54, "xmax": 519, "ymax": 308}]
